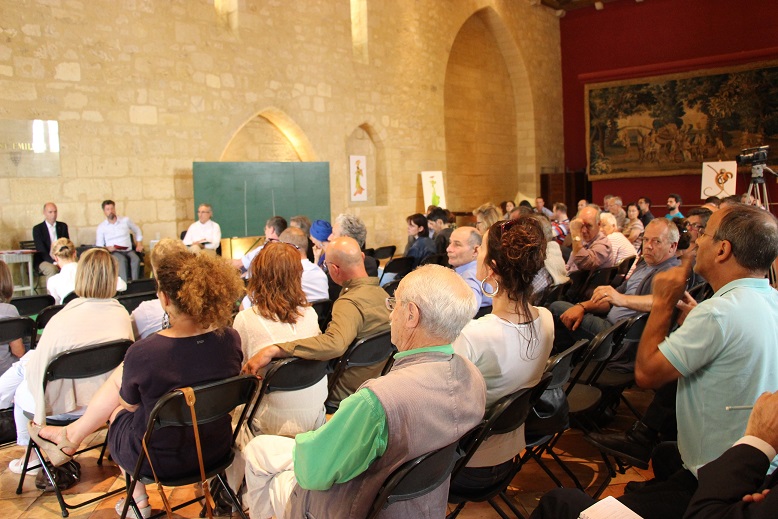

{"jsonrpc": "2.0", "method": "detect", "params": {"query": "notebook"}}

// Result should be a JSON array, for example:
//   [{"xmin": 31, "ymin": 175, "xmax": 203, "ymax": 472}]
[{"xmin": 579, "ymin": 496, "xmax": 644, "ymax": 519}]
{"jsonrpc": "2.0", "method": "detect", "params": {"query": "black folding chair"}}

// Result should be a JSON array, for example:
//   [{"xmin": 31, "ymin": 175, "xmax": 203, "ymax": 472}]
[
  {"xmin": 382, "ymin": 279, "xmax": 401, "ymax": 297},
  {"xmin": 534, "ymin": 280, "xmax": 570, "ymax": 307},
  {"xmin": 379, "ymin": 257, "xmax": 415, "ymax": 284},
  {"xmin": 310, "ymin": 299, "xmax": 333, "ymax": 333},
  {"xmin": 61, "ymin": 291, "xmax": 78, "ymax": 305},
  {"xmin": 325, "ymin": 330, "xmax": 396, "ymax": 413},
  {"xmin": 116, "ymin": 291, "xmax": 158, "ymax": 313},
  {"xmin": 245, "ymin": 357, "xmax": 330, "ymax": 430},
  {"xmin": 366, "ymin": 441, "xmax": 462, "ymax": 519},
  {"xmin": 120, "ymin": 375, "xmax": 260, "ymax": 519},
  {"xmin": 0, "ymin": 316, "xmax": 36, "ymax": 351},
  {"xmin": 447, "ymin": 373, "xmax": 552, "ymax": 519},
  {"xmin": 474, "ymin": 305, "xmax": 492, "ymax": 319},
  {"xmin": 35, "ymin": 304, "xmax": 64, "ymax": 332},
  {"xmin": 580, "ymin": 266, "xmax": 619, "ymax": 301},
  {"xmin": 374, "ymin": 245, "xmax": 397, "ymax": 261},
  {"xmin": 16, "ymin": 339, "xmax": 134, "ymax": 517},
  {"xmin": 419, "ymin": 253, "xmax": 449, "ymax": 267},
  {"xmin": 122, "ymin": 278, "xmax": 156, "ymax": 295},
  {"xmin": 10, "ymin": 294, "xmax": 55, "ymax": 317},
  {"xmin": 609, "ymin": 255, "xmax": 637, "ymax": 288}
]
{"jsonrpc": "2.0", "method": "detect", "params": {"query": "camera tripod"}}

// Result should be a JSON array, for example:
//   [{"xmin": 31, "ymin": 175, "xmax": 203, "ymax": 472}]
[{"xmin": 745, "ymin": 163, "xmax": 777, "ymax": 211}]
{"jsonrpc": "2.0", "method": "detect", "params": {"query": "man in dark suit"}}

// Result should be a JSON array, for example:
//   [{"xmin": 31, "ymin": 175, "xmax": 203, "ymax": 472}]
[
  {"xmin": 684, "ymin": 390, "xmax": 778, "ymax": 519},
  {"xmin": 31, "ymin": 202, "xmax": 69, "ymax": 278}
]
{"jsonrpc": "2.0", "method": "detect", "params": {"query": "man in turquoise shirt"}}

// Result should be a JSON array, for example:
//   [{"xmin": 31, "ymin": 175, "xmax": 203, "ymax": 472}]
[
  {"xmin": 243, "ymin": 264, "xmax": 486, "ymax": 519},
  {"xmin": 531, "ymin": 204, "xmax": 778, "ymax": 519}
]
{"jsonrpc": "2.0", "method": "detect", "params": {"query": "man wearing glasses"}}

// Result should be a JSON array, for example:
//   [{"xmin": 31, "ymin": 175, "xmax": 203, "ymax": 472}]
[
  {"xmin": 683, "ymin": 207, "xmax": 713, "ymax": 286},
  {"xmin": 182, "ymin": 203, "xmax": 221, "ymax": 255},
  {"xmin": 550, "ymin": 218, "xmax": 680, "ymax": 353}
]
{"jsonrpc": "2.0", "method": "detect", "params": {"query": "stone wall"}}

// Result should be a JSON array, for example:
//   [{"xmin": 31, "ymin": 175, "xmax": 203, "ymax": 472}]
[{"xmin": 0, "ymin": 0, "xmax": 563, "ymax": 253}]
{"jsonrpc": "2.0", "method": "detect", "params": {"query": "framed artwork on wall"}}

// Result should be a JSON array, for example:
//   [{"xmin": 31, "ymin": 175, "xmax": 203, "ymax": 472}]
[{"xmin": 585, "ymin": 61, "xmax": 778, "ymax": 180}]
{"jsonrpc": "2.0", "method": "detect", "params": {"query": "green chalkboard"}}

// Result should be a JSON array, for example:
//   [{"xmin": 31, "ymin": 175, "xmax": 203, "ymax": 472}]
[{"xmin": 192, "ymin": 162, "xmax": 331, "ymax": 238}]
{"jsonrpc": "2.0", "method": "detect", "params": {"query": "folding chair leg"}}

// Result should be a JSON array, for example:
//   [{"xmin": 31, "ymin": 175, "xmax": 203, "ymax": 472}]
[
  {"xmin": 15, "ymin": 443, "xmax": 35, "ymax": 495},
  {"xmin": 31, "ymin": 444, "xmax": 71, "ymax": 517},
  {"xmin": 499, "ymin": 491, "xmax": 527, "ymax": 519},
  {"xmin": 446, "ymin": 502, "xmax": 467, "ymax": 519},
  {"xmin": 523, "ymin": 448, "xmax": 565, "ymax": 488},
  {"xmin": 547, "ymin": 446, "xmax": 585, "ymax": 491},
  {"xmin": 120, "ymin": 472, "xmax": 144, "ymax": 519},
  {"xmin": 215, "ymin": 473, "xmax": 249, "ymax": 519}
]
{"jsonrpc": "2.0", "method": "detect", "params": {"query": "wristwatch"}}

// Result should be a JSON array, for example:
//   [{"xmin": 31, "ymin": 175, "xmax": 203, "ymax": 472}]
[{"xmin": 573, "ymin": 236, "xmax": 582, "ymax": 242}]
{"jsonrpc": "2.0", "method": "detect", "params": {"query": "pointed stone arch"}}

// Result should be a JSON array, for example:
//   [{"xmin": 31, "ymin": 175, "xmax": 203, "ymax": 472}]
[
  {"xmin": 345, "ymin": 117, "xmax": 388, "ymax": 206},
  {"xmin": 220, "ymin": 107, "xmax": 318, "ymax": 162}
]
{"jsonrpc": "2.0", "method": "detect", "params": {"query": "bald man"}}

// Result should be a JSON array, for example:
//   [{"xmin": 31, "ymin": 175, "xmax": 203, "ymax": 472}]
[
  {"xmin": 244, "ymin": 236, "xmax": 390, "ymax": 406},
  {"xmin": 31, "ymin": 202, "xmax": 69, "ymax": 278}
]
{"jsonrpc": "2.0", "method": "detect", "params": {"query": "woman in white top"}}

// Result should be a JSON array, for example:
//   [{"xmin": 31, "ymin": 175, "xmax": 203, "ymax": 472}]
[
  {"xmin": 2, "ymin": 248, "xmax": 133, "ymax": 473},
  {"xmin": 47, "ymin": 238, "xmax": 127, "ymax": 304},
  {"xmin": 232, "ymin": 241, "xmax": 325, "ymax": 438},
  {"xmin": 452, "ymin": 216, "xmax": 554, "ymax": 490}
]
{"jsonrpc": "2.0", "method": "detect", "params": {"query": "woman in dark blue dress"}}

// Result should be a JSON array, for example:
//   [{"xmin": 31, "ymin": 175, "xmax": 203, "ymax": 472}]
[
  {"xmin": 404, "ymin": 213, "xmax": 436, "ymax": 267},
  {"xmin": 29, "ymin": 240, "xmax": 245, "ymax": 518}
]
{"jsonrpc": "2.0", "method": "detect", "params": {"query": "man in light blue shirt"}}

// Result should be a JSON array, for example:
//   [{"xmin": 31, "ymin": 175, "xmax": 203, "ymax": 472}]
[{"xmin": 446, "ymin": 226, "xmax": 491, "ymax": 313}]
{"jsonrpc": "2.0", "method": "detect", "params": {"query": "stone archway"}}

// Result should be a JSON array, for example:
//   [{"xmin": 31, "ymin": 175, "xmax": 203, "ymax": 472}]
[{"xmin": 220, "ymin": 107, "xmax": 318, "ymax": 162}]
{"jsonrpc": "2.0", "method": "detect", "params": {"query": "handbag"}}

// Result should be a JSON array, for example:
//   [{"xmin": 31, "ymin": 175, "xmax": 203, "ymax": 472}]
[{"xmin": 0, "ymin": 407, "xmax": 16, "ymax": 444}]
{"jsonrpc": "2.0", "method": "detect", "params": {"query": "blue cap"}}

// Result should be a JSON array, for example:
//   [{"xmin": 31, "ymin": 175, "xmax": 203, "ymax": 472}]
[{"xmin": 310, "ymin": 219, "xmax": 332, "ymax": 242}]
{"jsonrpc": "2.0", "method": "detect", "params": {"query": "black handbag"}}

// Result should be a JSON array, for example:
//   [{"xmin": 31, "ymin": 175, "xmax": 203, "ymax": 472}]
[{"xmin": 0, "ymin": 407, "xmax": 16, "ymax": 444}]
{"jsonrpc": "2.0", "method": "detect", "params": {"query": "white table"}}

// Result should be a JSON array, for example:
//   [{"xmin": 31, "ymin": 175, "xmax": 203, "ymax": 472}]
[{"xmin": 0, "ymin": 250, "xmax": 35, "ymax": 294}]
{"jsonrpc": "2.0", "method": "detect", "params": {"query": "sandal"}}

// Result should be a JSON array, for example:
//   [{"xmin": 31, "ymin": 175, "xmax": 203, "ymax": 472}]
[
  {"xmin": 115, "ymin": 494, "xmax": 151, "ymax": 519},
  {"xmin": 26, "ymin": 422, "xmax": 77, "ymax": 467}
]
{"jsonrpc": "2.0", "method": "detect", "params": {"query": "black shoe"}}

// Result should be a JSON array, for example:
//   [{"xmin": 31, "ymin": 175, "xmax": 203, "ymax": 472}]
[
  {"xmin": 35, "ymin": 460, "xmax": 81, "ymax": 491},
  {"xmin": 586, "ymin": 422, "xmax": 657, "ymax": 469}
]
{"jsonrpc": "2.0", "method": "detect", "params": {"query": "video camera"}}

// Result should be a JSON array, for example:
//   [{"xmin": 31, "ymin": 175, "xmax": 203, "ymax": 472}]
[{"xmin": 736, "ymin": 145, "xmax": 769, "ymax": 166}]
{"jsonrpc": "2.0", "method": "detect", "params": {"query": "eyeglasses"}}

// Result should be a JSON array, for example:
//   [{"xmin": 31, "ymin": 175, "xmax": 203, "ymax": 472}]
[
  {"xmin": 385, "ymin": 297, "xmax": 396, "ymax": 311},
  {"xmin": 698, "ymin": 230, "xmax": 718, "ymax": 241},
  {"xmin": 685, "ymin": 222, "xmax": 705, "ymax": 232}
]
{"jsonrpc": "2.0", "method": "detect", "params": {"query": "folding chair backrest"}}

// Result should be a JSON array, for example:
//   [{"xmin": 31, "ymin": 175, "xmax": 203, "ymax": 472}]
[
  {"xmin": 366, "ymin": 441, "xmax": 462, "ymax": 519},
  {"xmin": 610, "ymin": 255, "xmax": 637, "ymax": 287},
  {"xmin": 382, "ymin": 279, "xmax": 401, "ymax": 297},
  {"xmin": 374, "ymin": 245, "xmax": 397, "ymax": 261},
  {"xmin": 565, "ymin": 270, "xmax": 590, "ymax": 303},
  {"xmin": 35, "ymin": 304, "xmax": 64, "ymax": 332},
  {"xmin": 62, "ymin": 291, "xmax": 78, "ymax": 305},
  {"xmin": 688, "ymin": 282, "xmax": 714, "ymax": 302},
  {"xmin": 327, "ymin": 330, "xmax": 395, "ymax": 395},
  {"xmin": 116, "ymin": 291, "xmax": 157, "ymax": 313},
  {"xmin": 123, "ymin": 278, "xmax": 156, "ymax": 295},
  {"xmin": 149, "ymin": 375, "xmax": 259, "ymax": 443},
  {"xmin": 581, "ymin": 266, "xmax": 619, "ymax": 301},
  {"xmin": 455, "ymin": 373, "xmax": 552, "ymax": 473},
  {"xmin": 545, "ymin": 340, "xmax": 588, "ymax": 389},
  {"xmin": 419, "ymin": 253, "xmax": 448, "ymax": 267},
  {"xmin": 620, "ymin": 312, "xmax": 648, "ymax": 344},
  {"xmin": 43, "ymin": 339, "xmax": 134, "ymax": 390},
  {"xmin": 380, "ymin": 257, "xmax": 415, "ymax": 283},
  {"xmin": 310, "ymin": 299, "xmax": 333, "ymax": 333},
  {"xmin": 0, "ymin": 316, "xmax": 36, "ymax": 346},
  {"xmin": 11, "ymin": 294, "xmax": 56, "ymax": 316},
  {"xmin": 566, "ymin": 320, "xmax": 629, "ymax": 393}
]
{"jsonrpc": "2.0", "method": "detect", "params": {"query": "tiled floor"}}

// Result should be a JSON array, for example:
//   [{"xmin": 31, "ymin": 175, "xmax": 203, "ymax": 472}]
[{"xmin": 0, "ymin": 389, "xmax": 654, "ymax": 518}]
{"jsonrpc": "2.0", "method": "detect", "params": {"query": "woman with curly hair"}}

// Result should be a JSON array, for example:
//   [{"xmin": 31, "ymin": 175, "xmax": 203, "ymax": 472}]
[
  {"xmin": 451, "ymin": 216, "xmax": 554, "ymax": 491},
  {"xmin": 29, "ymin": 250, "xmax": 244, "ymax": 518},
  {"xmin": 233, "ymin": 241, "xmax": 325, "ymax": 437}
]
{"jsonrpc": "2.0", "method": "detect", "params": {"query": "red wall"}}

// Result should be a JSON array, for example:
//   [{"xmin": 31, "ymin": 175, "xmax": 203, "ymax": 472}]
[{"xmin": 561, "ymin": 0, "xmax": 778, "ymax": 213}]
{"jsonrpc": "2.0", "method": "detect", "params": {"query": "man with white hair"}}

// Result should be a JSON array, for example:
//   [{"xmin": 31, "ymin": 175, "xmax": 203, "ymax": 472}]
[
  {"xmin": 607, "ymin": 195, "xmax": 628, "ymax": 231},
  {"xmin": 182, "ymin": 203, "xmax": 221, "ymax": 255},
  {"xmin": 599, "ymin": 212, "xmax": 637, "ymax": 266},
  {"xmin": 325, "ymin": 213, "xmax": 379, "ymax": 300},
  {"xmin": 243, "ymin": 265, "xmax": 486, "ymax": 519}
]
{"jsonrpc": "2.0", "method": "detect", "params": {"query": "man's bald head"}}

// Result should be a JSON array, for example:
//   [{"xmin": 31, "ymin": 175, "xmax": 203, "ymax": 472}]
[
  {"xmin": 326, "ymin": 236, "xmax": 367, "ymax": 284},
  {"xmin": 43, "ymin": 203, "xmax": 58, "ymax": 225}
]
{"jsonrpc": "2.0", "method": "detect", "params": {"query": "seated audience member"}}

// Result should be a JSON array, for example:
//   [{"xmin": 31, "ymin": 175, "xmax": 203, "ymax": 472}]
[
  {"xmin": 683, "ymin": 207, "xmax": 713, "ymax": 287},
  {"xmin": 531, "ymin": 216, "xmax": 569, "ymax": 297},
  {"xmin": 129, "ymin": 239, "xmax": 188, "ymax": 340},
  {"xmin": 600, "ymin": 212, "xmax": 638, "ymax": 266},
  {"xmin": 182, "ymin": 203, "xmax": 221, "ymax": 255},
  {"xmin": 241, "ymin": 228, "xmax": 328, "ymax": 309},
  {"xmin": 551, "ymin": 203, "xmax": 570, "ymax": 246},
  {"xmin": 233, "ymin": 242, "xmax": 325, "ymax": 437},
  {"xmin": 499, "ymin": 200, "xmax": 515, "ymax": 219},
  {"xmin": 451, "ymin": 216, "xmax": 553, "ymax": 491},
  {"xmin": 446, "ymin": 226, "xmax": 492, "ymax": 313},
  {"xmin": 684, "ymin": 390, "xmax": 778, "ymax": 519},
  {"xmin": 325, "ymin": 214, "xmax": 379, "ymax": 300},
  {"xmin": 233, "ymin": 216, "xmax": 288, "ymax": 271},
  {"xmin": 404, "ymin": 213, "xmax": 436, "ymax": 267},
  {"xmin": 638, "ymin": 196, "xmax": 655, "ymax": 227},
  {"xmin": 243, "ymin": 265, "xmax": 486, "ymax": 519},
  {"xmin": 623, "ymin": 203, "xmax": 645, "ymax": 251},
  {"xmin": 47, "ymin": 238, "xmax": 127, "ymax": 304},
  {"xmin": 602, "ymin": 194, "xmax": 614, "ymax": 212},
  {"xmin": 428, "ymin": 207, "xmax": 453, "ymax": 254},
  {"xmin": 0, "ymin": 261, "xmax": 25, "ymax": 376},
  {"xmin": 701, "ymin": 195, "xmax": 721, "ymax": 212},
  {"xmin": 535, "ymin": 197, "xmax": 553, "ymax": 218},
  {"xmin": 29, "ymin": 250, "xmax": 244, "ymax": 517},
  {"xmin": 96, "ymin": 200, "xmax": 144, "ymax": 281},
  {"xmin": 550, "ymin": 218, "xmax": 679, "ymax": 353},
  {"xmin": 309, "ymin": 219, "xmax": 331, "ymax": 268},
  {"xmin": 566, "ymin": 206, "xmax": 613, "ymax": 273},
  {"xmin": 0, "ymin": 248, "xmax": 134, "ymax": 474},
  {"xmin": 244, "ymin": 237, "xmax": 389, "ymax": 407},
  {"xmin": 32, "ymin": 202, "xmax": 69, "ymax": 279},
  {"xmin": 289, "ymin": 214, "xmax": 315, "ymax": 263},
  {"xmin": 666, "ymin": 192, "xmax": 683, "ymax": 219},
  {"xmin": 607, "ymin": 195, "xmax": 627, "ymax": 231},
  {"xmin": 533, "ymin": 204, "xmax": 778, "ymax": 519},
  {"xmin": 577, "ymin": 199, "xmax": 588, "ymax": 212},
  {"xmin": 473, "ymin": 203, "xmax": 502, "ymax": 235}
]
